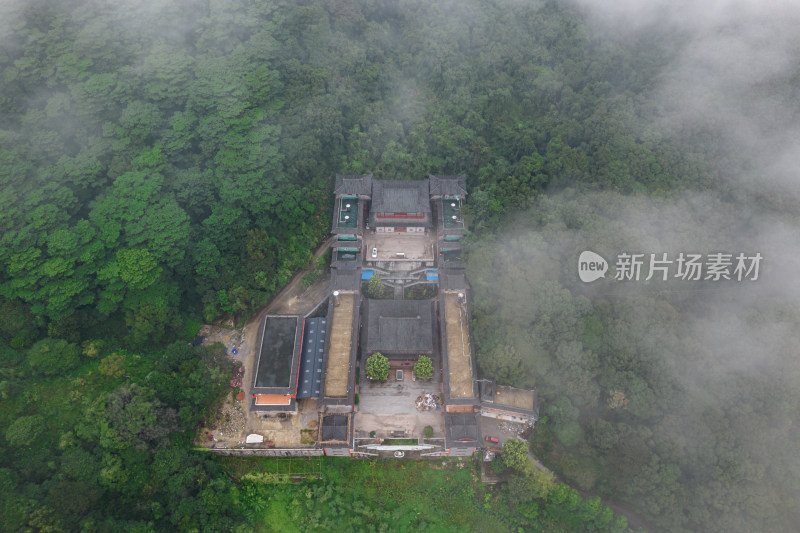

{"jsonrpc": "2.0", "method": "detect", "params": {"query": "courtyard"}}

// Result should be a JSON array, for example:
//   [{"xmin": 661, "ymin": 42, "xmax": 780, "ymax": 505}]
[
  {"xmin": 363, "ymin": 232, "xmax": 436, "ymax": 262},
  {"xmin": 356, "ymin": 378, "xmax": 445, "ymax": 440},
  {"xmin": 479, "ymin": 416, "xmax": 529, "ymax": 449}
]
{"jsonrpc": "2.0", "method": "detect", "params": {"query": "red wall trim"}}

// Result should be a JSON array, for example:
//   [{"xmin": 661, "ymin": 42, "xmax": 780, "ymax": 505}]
[
  {"xmin": 292, "ymin": 318, "xmax": 305, "ymax": 399},
  {"xmin": 375, "ymin": 212, "xmax": 425, "ymax": 219}
]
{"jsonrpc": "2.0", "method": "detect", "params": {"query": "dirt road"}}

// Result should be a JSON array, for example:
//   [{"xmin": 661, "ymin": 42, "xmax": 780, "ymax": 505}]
[{"xmin": 263, "ymin": 235, "xmax": 335, "ymax": 315}]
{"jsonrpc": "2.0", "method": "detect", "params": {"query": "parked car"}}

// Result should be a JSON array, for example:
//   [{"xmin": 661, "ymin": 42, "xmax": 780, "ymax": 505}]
[
  {"xmin": 371, "ymin": 247, "xmax": 378, "ymax": 258},
  {"xmin": 485, "ymin": 435, "xmax": 500, "ymax": 443}
]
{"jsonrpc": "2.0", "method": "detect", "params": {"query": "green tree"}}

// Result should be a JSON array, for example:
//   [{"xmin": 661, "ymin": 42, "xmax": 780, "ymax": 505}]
[
  {"xmin": 80, "ymin": 384, "xmax": 176, "ymax": 451},
  {"xmin": 366, "ymin": 352, "xmax": 390, "ymax": 381},
  {"xmin": 98, "ymin": 353, "xmax": 127, "ymax": 378},
  {"xmin": 414, "ymin": 355, "xmax": 434, "ymax": 380},
  {"xmin": 367, "ymin": 273, "xmax": 384, "ymax": 299},
  {"xmin": 81, "ymin": 339, "xmax": 105, "ymax": 359},
  {"xmin": 423, "ymin": 425, "xmax": 434, "ymax": 439},
  {"xmin": 503, "ymin": 438, "xmax": 529, "ymax": 471},
  {"xmin": 508, "ymin": 462, "xmax": 557, "ymax": 504},
  {"xmin": 26, "ymin": 338, "xmax": 80, "ymax": 376},
  {"xmin": 479, "ymin": 344, "xmax": 524, "ymax": 385},
  {"xmin": 115, "ymin": 248, "xmax": 161, "ymax": 290},
  {"xmin": 5, "ymin": 415, "xmax": 46, "ymax": 447}
]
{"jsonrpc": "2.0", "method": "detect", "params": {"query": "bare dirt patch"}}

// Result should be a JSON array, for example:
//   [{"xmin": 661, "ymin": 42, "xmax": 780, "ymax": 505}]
[
  {"xmin": 324, "ymin": 292, "xmax": 355, "ymax": 397},
  {"xmin": 197, "ymin": 394, "xmax": 247, "ymax": 449},
  {"xmin": 444, "ymin": 292, "xmax": 474, "ymax": 398},
  {"xmin": 301, "ymin": 429, "xmax": 317, "ymax": 444},
  {"xmin": 269, "ymin": 270, "xmax": 331, "ymax": 315}
]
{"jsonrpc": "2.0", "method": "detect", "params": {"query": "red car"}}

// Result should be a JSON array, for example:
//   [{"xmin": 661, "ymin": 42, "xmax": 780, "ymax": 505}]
[{"xmin": 485, "ymin": 436, "xmax": 500, "ymax": 443}]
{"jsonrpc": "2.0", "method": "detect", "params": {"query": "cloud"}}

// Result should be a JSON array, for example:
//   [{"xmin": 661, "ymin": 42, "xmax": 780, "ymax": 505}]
[
  {"xmin": 572, "ymin": 0, "xmax": 800, "ymax": 204},
  {"xmin": 475, "ymin": 4, "xmax": 800, "ymax": 526}
]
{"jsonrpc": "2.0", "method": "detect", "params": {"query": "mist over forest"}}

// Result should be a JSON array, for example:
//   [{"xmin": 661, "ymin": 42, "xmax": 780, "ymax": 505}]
[
  {"xmin": 1, "ymin": 0, "xmax": 799, "ymax": 531},
  {"xmin": 467, "ymin": 2, "xmax": 800, "ymax": 531}
]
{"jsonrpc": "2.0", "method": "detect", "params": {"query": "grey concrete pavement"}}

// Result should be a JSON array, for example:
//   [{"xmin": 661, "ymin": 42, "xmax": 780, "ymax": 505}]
[
  {"xmin": 356, "ymin": 379, "xmax": 445, "ymax": 438},
  {"xmin": 358, "ymin": 380, "xmax": 441, "ymax": 415},
  {"xmin": 355, "ymin": 412, "xmax": 444, "ymax": 440}
]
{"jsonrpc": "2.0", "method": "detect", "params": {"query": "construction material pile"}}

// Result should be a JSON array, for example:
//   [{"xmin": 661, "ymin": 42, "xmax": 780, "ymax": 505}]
[
  {"xmin": 415, "ymin": 393, "xmax": 441, "ymax": 410},
  {"xmin": 229, "ymin": 364, "xmax": 245, "ymax": 388},
  {"xmin": 497, "ymin": 419, "xmax": 536, "ymax": 440}
]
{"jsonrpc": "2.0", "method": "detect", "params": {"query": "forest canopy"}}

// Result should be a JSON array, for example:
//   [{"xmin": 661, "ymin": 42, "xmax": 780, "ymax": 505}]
[
  {"xmin": 467, "ymin": 190, "xmax": 800, "ymax": 532},
  {"xmin": 0, "ymin": 0, "xmax": 712, "ymax": 348},
  {"xmin": 1, "ymin": 0, "xmax": 798, "ymax": 531}
]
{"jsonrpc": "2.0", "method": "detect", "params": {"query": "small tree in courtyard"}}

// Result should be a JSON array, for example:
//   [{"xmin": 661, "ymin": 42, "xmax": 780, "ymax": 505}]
[
  {"xmin": 366, "ymin": 352, "xmax": 390, "ymax": 381},
  {"xmin": 414, "ymin": 355, "xmax": 434, "ymax": 380},
  {"xmin": 367, "ymin": 273, "xmax": 384, "ymax": 298},
  {"xmin": 423, "ymin": 425, "xmax": 434, "ymax": 439}
]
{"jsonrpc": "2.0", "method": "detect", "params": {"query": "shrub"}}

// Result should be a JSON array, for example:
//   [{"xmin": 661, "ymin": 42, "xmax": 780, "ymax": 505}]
[
  {"xmin": 302, "ymin": 257, "xmax": 325, "ymax": 287},
  {"xmin": 27, "ymin": 338, "xmax": 80, "ymax": 376},
  {"xmin": 98, "ymin": 353, "xmax": 127, "ymax": 378},
  {"xmin": 355, "ymin": 393, "xmax": 359, "ymax": 405},
  {"xmin": 423, "ymin": 425, "xmax": 434, "ymax": 439},
  {"xmin": 6, "ymin": 415, "xmax": 46, "ymax": 447},
  {"xmin": 0, "ymin": 342, "xmax": 23, "ymax": 366},
  {"xmin": 81, "ymin": 339, "xmax": 105, "ymax": 359}
]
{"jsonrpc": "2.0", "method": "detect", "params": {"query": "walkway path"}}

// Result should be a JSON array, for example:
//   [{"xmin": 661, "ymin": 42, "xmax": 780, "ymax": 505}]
[{"xmin": 264, "ymin": 235, "xmax": 335, "ymax": 315}]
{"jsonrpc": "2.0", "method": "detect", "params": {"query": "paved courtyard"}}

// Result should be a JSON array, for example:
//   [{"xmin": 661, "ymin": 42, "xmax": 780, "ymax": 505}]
[
  {"xmin": 480, "ymin": 416, "xmax": 528, "ymax": 448},
  {"xmin": 356, "ymin": 379, "xmax": 445, "ymax": 439},
  {"xmin": 364, "ymin": 233, "xmax": 436, "ymax": 262}
]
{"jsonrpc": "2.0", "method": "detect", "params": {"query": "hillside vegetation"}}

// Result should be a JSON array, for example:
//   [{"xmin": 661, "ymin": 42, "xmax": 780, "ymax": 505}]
[
  {"xmin": 0, "ymin": 0, "xmax": 705, "ymax": 347},
  {"xmin": 2, "ymin": 0, "xmax": 792, "ymax": 531}
]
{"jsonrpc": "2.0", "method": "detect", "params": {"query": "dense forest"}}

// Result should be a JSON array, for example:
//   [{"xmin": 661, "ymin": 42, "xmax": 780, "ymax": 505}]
[
  {"xmin": 467, "ymin": 190, "xmax": 800, "ymax": 532},
  {"xmin": 1, "ymin": 0, "xmax": 797, "ymax": 531},
  {"xmin": 0, "ymin": 0, "xmax": 711, "ymax": 347}
]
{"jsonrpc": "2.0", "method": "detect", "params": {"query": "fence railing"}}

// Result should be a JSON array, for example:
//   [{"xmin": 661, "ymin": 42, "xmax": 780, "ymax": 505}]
[{"xmin": 200, "ymin": 448, "xmax": 324, "ymax": 457}]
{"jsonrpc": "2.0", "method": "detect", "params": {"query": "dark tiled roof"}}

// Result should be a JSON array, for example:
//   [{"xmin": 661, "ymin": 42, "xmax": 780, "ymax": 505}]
[
  {"xmin": 440, "ymin": 270, "xmax": 468, "ymax": 291},
  {"xmin": 296, "ymin": 317, "xmax": 327, "ymax": 399},
  {"xmin": 371, "ymin": 180, "xmax": 431, "ymax": 214},
  {"xmin": 364, "ymin": 299, "xmax": 434, "ymax": 355},
  {"xmin": 320, "ymin": 413, "xmax": 350, "ymax": 443},
  {"xmin": 331, "ymin": 269, "xmax": 361, "ymax": 291},
  {"xmin": 446, "ymin": 412, "xmax": 480, "ymax": 444},
  {"xmin": 252, "ymin": 316, "xmax": 302, "ymax": 395},
  {"xmin": 370, "ymin": 216, "xmax": 432, "ymax": 228},
  {"xmin": 334, "ymin": 174, "xmax": 373, "ymax": 196},
  {"xmin": 370, "ymin": 215, "xmax": 432, "ymax": 228},
  {"xmin": 429, "ymin": 175, "xmax": 467, "ymax": 197},
  {"xmin": 332, "ymin": 238, "xmax": 362, "ymax": 251}
]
